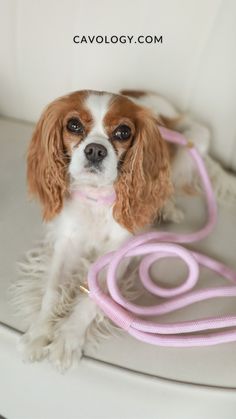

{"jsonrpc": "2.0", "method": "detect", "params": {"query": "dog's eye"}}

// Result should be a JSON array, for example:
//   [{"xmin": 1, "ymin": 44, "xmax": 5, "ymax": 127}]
[
  {"xmin": 67, "ymin": 118, "xmax": 84, "ymax": 134},
  {"xmin": 112, "ymin": 125, "xmax": 131, "ymax": 140}
]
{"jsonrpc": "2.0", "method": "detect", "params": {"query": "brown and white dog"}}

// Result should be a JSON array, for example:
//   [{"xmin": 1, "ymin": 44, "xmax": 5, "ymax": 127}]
[{"xmin": 20, "ymin": 89, "xmax": 210, "ymax": 370}]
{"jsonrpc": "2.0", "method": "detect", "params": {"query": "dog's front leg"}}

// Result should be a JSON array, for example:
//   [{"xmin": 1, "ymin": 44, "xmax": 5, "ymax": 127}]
[
  {"xmin": 48, "ymin": 294, "xmax": 98, "ymax": 372},
  {"xmin": 19, "ymin": 236, "xmax": 79, "ymax": 362},
  {"xmin": 48, "ymin": 226, "xmax": 131, "ymax": 371}
]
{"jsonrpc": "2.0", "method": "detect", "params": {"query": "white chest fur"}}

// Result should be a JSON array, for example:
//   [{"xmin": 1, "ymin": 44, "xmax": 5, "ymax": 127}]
[{"xmin": 47, "ymin": 198, "xmax": 130, "ymax": 259}]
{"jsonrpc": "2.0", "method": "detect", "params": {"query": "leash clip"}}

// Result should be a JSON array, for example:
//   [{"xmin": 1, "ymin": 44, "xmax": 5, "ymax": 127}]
[{"xmin": 79, "ymin": 282, "xmax": 90, "ymax": 295}]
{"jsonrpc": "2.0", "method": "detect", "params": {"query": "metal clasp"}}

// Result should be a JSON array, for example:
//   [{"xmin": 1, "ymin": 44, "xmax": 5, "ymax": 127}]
[{"xmin": 79, "ymin": 282, "xmax": 90, "ymax": 295}]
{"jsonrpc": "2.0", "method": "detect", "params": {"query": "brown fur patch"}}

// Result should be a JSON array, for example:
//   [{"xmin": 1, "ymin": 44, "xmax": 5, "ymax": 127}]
[
  {"xmin": 104, "ymin": 96, "xmax": 173, "ymax": 232},
  {"xmin": 120, "ymin": 89, "xmax": 148, "ymax": 98},
  {"xmin": 103, "ymin": 95, "xmax": 139, "ymax": 159},
  {"xmin": 182, "ymin": 184, "xmax": 198, "ymax": 195},
  {"xmin": 27, "ymin": 90, "xmax": 92, "ymax": 220}
]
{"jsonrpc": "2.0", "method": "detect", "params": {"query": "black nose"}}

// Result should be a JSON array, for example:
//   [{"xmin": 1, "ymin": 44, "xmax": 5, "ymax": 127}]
[{"xmin": 84, "ymin": 143, "xmax": 107, "ymax": 163}]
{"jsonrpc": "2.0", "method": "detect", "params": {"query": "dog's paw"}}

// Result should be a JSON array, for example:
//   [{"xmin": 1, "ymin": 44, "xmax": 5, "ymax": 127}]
[
  {"xmin": 162, "ymin": 204, "xmax": 185, "ymax": 224},
  {"xmin": 48, "ymin": 334, "xmax": 83, "ymax": 373},
  {"xmin": 18, "ymin": 332, "xmax": 50, "ymax": 362}
]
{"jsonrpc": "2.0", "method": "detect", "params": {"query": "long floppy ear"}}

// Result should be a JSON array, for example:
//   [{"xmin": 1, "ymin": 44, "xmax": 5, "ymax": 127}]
[
  {"xmin": 113, "ymin": 109, "xmax": 172, "ymax": 233},
  {"xmin": 27, "ymin": 101, "xmax": 68, "ymax": 221}
]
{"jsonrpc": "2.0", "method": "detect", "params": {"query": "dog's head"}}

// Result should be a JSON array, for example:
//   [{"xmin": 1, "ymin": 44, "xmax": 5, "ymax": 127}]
[{"xmin": 27, "ymin": 90, "xmax": 172, "ymax": 232}]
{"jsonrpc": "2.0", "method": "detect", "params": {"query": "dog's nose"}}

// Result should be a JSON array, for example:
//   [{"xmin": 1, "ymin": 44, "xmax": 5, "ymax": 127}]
[{"xmin": 84, "ymin": 143, "xmax": 107, "ymax": 163}]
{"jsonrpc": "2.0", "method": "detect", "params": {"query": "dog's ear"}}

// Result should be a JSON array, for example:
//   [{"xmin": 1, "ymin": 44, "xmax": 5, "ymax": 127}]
[
  {"xmin": 113, "ymin": 109, "xmax": 172, "ymax": 232},
  {"xmin": 27, "ymin": 100, "xmax": 68, "ymax": 221}
]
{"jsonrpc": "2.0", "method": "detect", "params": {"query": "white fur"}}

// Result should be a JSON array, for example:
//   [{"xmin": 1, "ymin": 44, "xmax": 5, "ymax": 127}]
[
  {"xmin": 16, "ymin": 91, "xmax": 212, "ymax": 371},
  {"xmin": 18, "ymin": 195, "xmax": 130, "ymax": 367},
  {"xmin": 70, "ymin": 93, "xmax": 118, "ymax": 187},
  {"xmin": 85, "ymin": 92, "xmax": 112, "ymax": 137}
]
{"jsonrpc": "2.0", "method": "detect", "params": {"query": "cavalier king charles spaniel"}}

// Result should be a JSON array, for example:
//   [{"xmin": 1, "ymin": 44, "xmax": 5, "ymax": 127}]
[{"xmin": 20, "ymin": 89, "xmax": 209, "ymax": 370}]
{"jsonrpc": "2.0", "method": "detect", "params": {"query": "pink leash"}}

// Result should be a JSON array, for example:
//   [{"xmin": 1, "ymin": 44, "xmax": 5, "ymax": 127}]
[{"xmin": 83, "ymin": 127, "xmax": 236, "ymax": 347}]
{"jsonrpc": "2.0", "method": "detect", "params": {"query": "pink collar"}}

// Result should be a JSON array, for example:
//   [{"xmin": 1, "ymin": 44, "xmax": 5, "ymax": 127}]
[{"xmin": 72, "ymin": 186, "xmax": 116, "ymax": 206}]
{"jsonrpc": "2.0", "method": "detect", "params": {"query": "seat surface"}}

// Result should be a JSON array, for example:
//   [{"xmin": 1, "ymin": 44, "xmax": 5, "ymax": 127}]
[{"xmin": 0, "ymin": 117, "xmax": 236, "ymax": 389}]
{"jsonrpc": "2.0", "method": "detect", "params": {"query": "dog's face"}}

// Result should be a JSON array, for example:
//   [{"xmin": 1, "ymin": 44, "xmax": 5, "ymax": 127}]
[
  {"xmin": 27, "ymin": 90, "xmax": 172, "ymax": 232},
  {"xmin": 64, "ymin": 92, "xmax": 137, "ymax": 188}
]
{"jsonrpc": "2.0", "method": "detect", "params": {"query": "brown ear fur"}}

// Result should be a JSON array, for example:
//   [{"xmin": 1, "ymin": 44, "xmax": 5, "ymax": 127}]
[
  {"xmin": 27, "ymin": 101, "xmax": 67, "ymax": 221},
  {"xmin": 113, "ymin": 109, "xmax": 172, "ymax": 232}
]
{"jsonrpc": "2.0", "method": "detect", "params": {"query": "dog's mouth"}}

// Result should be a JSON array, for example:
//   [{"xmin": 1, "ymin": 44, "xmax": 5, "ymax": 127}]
[{"xmin": 84, "ymin": 162, "xmax": 103, "ymax": 174}]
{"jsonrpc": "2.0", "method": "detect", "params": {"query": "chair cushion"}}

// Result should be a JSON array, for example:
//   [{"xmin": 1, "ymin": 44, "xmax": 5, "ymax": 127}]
[
  {"xmin": 0, "ymin": 117, "xmax": 236, "ymax": 388},
  {"xmin": 84, "ymin": 195, "xmax": 236, "ymax": 388}
]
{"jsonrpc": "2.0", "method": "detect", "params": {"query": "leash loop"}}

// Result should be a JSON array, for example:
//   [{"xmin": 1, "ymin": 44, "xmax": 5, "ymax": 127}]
[{"xmin": 87, "ymin": 127, "xmax": 236, "ymax": 347}]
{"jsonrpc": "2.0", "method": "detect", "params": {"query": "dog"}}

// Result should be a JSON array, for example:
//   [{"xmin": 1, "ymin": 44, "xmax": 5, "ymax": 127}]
[{"xmin": 19, "ymin": 89, "xmax": 210, "ymax": 370}]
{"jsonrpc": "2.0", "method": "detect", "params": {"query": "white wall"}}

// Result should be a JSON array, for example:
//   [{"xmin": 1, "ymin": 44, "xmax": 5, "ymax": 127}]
[{"xmin": 0, "ymin": 0, "xmax": 235, "ymax": 170}]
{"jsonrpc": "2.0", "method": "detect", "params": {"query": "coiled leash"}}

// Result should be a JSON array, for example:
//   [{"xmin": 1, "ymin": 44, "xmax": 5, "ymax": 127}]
[{"xmin": 80, "ymin": 126, "xmax": 236, "ymax": 347}]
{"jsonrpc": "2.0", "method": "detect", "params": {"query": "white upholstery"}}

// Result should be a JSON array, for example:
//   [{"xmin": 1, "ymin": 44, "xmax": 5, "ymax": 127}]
[
  {"xmin": 2, "ymin": 327, "xmax": 236, "ymax": 419},
  {"xmin": 0, "ymin": 0, "xmax": 236, "ymax": 170}
]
